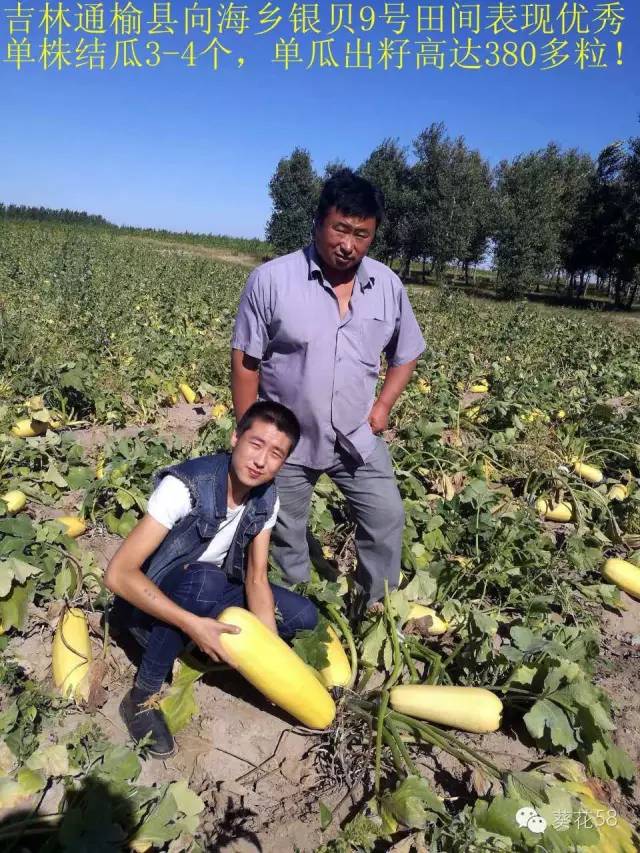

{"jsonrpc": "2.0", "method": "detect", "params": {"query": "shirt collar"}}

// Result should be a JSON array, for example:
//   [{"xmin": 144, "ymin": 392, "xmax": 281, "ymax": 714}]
[{"xmin": 306, "ymin": 243, "xmax": 374, "ymax": 293}]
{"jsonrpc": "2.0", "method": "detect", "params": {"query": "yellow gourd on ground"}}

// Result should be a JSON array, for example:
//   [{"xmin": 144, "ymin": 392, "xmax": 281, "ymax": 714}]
[
  {"xmin": 211, "ymin": 403, "xmax": 228, "ymax": 420},
  {"xmin": 535, "ymin": 498, "xmax": 573, "ymax": 522},
  {"xmin": 179, "ymin": 383, "xmax": 197, "ymax": 404},
  {"xmin": 404, "ymin": 604, "xmax": 448, "ymax": 636},
  {"xmin": 52, "ymin": 607, "xmax": 92, "ymax": 700},
  {"xmin": 57, "ymin": 516, "xmax": 87, "ymax": 538},
  {"xmin": 11, "ymin": 419, "xmax": 47, "ymax": 438},
  {"xmin": 607, "ymin": 483, "xmax": 628, "ymax": 502},
  {"xmin": 390, "ymin": 685, "xmax": 503, "ymax": 733},
  {"xmin": 470, "ymin": 380, "xmax": 489, "ymax": 393},
  {"xmin": 465, "ymin": 405, "xmax": 481, "ymax": 422},
  {"xmin": 1, "ymin": 490, "xmax": 27, "ymax": 514},
  {"xmin": 318, "ymin": 625, "xmax": 351, "ymax": 689},
  {"xmin": 217, "ymin": 607, "xmax": 335, "ymax": 729},
  {"xmin": 573, "ymin": 461, "xmax": 604, "ymax": 484},
  {"xmin": 602, "ymin": 557, "xmax": 640, "ymax": 599}
]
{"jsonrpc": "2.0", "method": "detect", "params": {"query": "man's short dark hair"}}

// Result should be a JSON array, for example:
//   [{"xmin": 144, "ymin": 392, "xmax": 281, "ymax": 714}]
[
  {"xmin": 236, "ymin": 400, "xmax": 300, "ymax": 455},
  {"xmin": 315, "ymin": 169, "xmax": 385, "ymax": 228}
]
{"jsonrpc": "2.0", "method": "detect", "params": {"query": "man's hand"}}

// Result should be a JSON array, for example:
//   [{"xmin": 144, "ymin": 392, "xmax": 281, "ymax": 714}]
[
  {"xmin": 183, "ymin": 615, "xmax": 241, "ymax": 667},
  {"xmin": 368, "ymin": 399, "xmax": 391, "ymax": 434}
]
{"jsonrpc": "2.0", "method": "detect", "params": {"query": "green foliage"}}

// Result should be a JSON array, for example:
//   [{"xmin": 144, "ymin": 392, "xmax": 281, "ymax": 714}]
[{"xmin": 266, "ymin": 147, "xmax": 320, "ymax": 254}]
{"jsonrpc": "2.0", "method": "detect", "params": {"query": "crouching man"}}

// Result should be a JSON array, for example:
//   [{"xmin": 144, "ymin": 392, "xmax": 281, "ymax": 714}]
[{"xmin": 105, "ymin": 400, "xmax": 318, "ymax": 759}]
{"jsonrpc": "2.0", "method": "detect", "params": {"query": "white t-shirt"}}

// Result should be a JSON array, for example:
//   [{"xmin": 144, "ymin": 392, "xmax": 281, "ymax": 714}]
[{"xmin": 147, "ymin": 475, "xmax": 279, "ymax": 567}]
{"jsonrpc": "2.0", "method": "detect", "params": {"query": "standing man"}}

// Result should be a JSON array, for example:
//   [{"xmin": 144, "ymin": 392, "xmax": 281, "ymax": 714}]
[{"xmin": 231, "ymin": 169, "xmax": 425, "ymax": 614}]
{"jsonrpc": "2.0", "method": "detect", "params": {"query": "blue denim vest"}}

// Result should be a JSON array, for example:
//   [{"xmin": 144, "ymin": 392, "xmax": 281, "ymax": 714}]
[{"xmin": 142, "ymin": 451, "xmax": 277, "ymax": 587}]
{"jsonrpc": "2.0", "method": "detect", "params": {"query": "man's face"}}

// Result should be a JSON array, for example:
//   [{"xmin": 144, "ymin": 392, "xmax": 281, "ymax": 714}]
[
  {"xmin": 230, "ymin": 418, "xmax": 292, "ymax": 488},
  {"xmin": 314, "ymin": 206, "xmax": 377, "ymax": 275}
]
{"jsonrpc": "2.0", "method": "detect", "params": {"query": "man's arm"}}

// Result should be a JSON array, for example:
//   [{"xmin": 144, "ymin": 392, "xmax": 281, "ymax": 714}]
[
  {"xmin": 104, "ymin": 516, "xmax": 239, "ymax": 665},
  {"xmin": 231, "ymin": 348, "xmax": 260, "ymax": 422},
  {"xmin": 244, "ymin": 527, "xmax": 278, "ymax": 634},
  {"xmin": 369, "ymin": 358, "xmax": 418, "ymax": 434}
]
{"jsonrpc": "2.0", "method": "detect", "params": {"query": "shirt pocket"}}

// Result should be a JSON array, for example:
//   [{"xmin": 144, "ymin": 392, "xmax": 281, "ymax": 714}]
[{"xmin": 358, "ymin": 317, "xmax": 395, "ymax": 367}]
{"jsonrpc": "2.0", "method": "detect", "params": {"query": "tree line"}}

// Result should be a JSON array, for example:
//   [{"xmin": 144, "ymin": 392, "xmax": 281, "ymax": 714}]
[
  {"xmin": 0, "ymin": 204, "xmax": 110, "ymax": 227},
  {"xmin": 266, "ymin": 124, "xmax": 640, "ymax": 310}
]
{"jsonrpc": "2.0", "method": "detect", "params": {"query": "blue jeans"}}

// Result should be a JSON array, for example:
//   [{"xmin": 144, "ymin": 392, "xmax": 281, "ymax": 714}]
[{"xmin": 120, "ymin": 562, "xmax": 318, "ymax": 694}]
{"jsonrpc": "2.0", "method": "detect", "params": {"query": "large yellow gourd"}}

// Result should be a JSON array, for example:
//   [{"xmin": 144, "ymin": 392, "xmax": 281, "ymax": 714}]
[
  {"xmin": 52, "ymin": 608, "xmax": 92, "ymax": 700},
  {"xmin": 217, "ymin": 607, "xmax": 335, "ymax": 729},
  {"xmin": 179, "ymin": 383, "xmax": 197, "ymax": 404},
  {"xmin": 404, "ymin": 604, "xmax": 448, "ymax": 636},
  {"xmin": 602, "ymin": 557, "xmax": 640, "ymax": 599},
  {"xmin": 535, "ymin": 498, "xmax": 573, "ymax": 522},
  {"xmin": 389, "ymin": 685, "xmax": 503, "ymax": 733},
  {"xmin": 57, "ymin": 516, "xmax": 87, "ymax": 538},
  {"xmin": 11, "ymin": 419, "xmax": 47, "ymax": 438},
  {"xmin": 573, "ymin": 461, "xmax": 603, "ymax": 484},
  {"xmin": 607, "ymin": 483, "xmax": 628, "ymax": 502},
  {"xmin": 318, "ymin": 625, "xmax": 351, "ymax": 689},
  {"xmin": 1, "ymin": 490, "xmax": 27, "ymax": 514}
]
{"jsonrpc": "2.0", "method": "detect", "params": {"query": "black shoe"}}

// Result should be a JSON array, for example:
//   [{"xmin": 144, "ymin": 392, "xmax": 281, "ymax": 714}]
[{"xmin": 119, "ymin": 689, "xmax": 175, "ymax": 759}]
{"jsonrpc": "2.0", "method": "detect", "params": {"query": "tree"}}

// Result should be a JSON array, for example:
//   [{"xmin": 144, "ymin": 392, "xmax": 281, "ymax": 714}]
[
  {"xmin": 359, "ymin": 139, "xmax": 411, "ymax": 265},
  {"xmin": 266, "ymin": 148, "xmax": 320, "ymax": 255},
  {"xmin": 401, "ymin": 124, "xmax": 495, "ymax": 285},
  {"xmin": 494, "ymin": 144, "xmax": 567, "ymax": 296},
  {"xmin": 322, "ymin": 159, "xmax": 349, "ymax": 181}
]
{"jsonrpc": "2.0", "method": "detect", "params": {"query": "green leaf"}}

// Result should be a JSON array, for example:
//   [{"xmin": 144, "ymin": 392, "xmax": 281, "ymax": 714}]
[
  {"xmin": 472, "ymin": 794, "xmax": 528, "ymax": 842},
  {"xmin": 0, "ymin": 579, "xmax": 37, "ymax": 632},
  {"xmin": 524, "ymin": 699, "xmax": 578, "ymax": 752},
  {"xmin": 585, "ymin": 740, "xmax": 636, "ymax": 782},
  {"xmin": 361, "ymin": 618, "xmax": 386, "ymax": 668},
  {"xmin": 66, "ymin": 466, "xmax": 94, "ymax": 489},
  {"xmin": 0, "ymin": 516, "xmax": 35, "ymax": 539},
  {"xmin": 0, "ymin": 702, "xmax": 19, "ymax": 736},
  {"xmin": 16, "ymin": 767, "xmax": 46, "ymax": 795},
  {"xmin": 116, "ymin": 489, "xmax": 136, "ymax": 510},
  {"xmin": 401, "ymin": 570, "xmax": 437, "ymax": 603},
  {"xmin": 160, "ymin": 659, "xmax": 207, "ymax": 735},
  {"xmin": 104, "ymin": 511, "xmax": 120, "ymax": 535},
  {"xmin": 130, "ymin": 779, "xmax": 204, "ymax": 848},
  {"xmin": 55, "ymin": 562, "xmax": 76, "ymax": 598},
  {"xmin": 0, "ymin": 557, "xmax": 41, "ymax": 597},
  {"xmin": 96, "ymin": 745, "xmax": 141, "ymax": 784},
  {"xmin": 291, "ymin": 617, "xmax": 330, "ymax": 671},
  {"xmin": 27, "ymin": 743, "xmax": 78, "ymax": 777},
  {"xmin": 509, "ymin": 664, "xmax": 537, "ymax": 687},
  {"xmin": 118, "ymin": 510, "xmax": 138, "ymax": 537},
  {"xmin": 169, "ymin": 778, "xmax": 205, "ymax": 820},
  {"xmin": 380, "ymin": 776, "xmax": 445, "ymax": 830},
  {"xmin": 42, "ymin": 462, "xmax": 68, "ymax": 488},
  {"xmin": 319, "ymin": 799, "xmax": 333, "ymax": 831}
]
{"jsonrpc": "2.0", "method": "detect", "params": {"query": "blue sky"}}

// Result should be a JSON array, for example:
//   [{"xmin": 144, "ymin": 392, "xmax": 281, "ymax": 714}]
[{"xmin": 1, "ymin": 1, "xmax": 638, "ymax": 238}]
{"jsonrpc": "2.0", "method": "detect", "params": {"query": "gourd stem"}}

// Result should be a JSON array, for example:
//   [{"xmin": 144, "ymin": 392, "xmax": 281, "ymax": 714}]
[
  {"xmin": 374, "ymin": 690, "xmax": 390, "ymax": 796},
  {"xmin": 383, "ymin": 580, "xmax": 403, "ymax": 690}
]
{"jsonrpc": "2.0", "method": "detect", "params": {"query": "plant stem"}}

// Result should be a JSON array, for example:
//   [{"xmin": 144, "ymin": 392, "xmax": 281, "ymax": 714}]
[
  {"xmin": 387, "ymin": 720, "xmax": 419, "ymax": 776},
  {"xmin": 382, "ymin": 727, "xmax": 406, "ymax": 776},
  {"xmin": 375, "ymin": 690, "xmax": 390, "ymax": 796},
  {"xmin": 383, "ymin": 580, "xmax": 403, "ymax": 690},
  {"xmin": 390, "ymin": 710, "xmax": 503, "ymax": 778},
  {"xmin": 401, "ymin": 644, "xmax": 420, "ymax": 683}
]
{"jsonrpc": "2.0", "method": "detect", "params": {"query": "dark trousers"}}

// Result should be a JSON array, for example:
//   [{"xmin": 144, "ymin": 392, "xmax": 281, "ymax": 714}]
[{"xmin": 117, "ymin": 562, "xmax": 318, "ymax": 694}]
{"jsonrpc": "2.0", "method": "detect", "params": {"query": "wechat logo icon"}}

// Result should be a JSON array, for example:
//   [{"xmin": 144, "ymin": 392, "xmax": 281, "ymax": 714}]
[{"xmin": 515, "ymin": 806, "xmax": 548, "ymax": 834}]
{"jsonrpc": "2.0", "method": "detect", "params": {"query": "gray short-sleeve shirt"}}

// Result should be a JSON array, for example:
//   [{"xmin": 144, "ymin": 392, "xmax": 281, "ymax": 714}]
[{"xmin": 232, "ymin": 244, "xmax": 426, "ymax": 469}]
